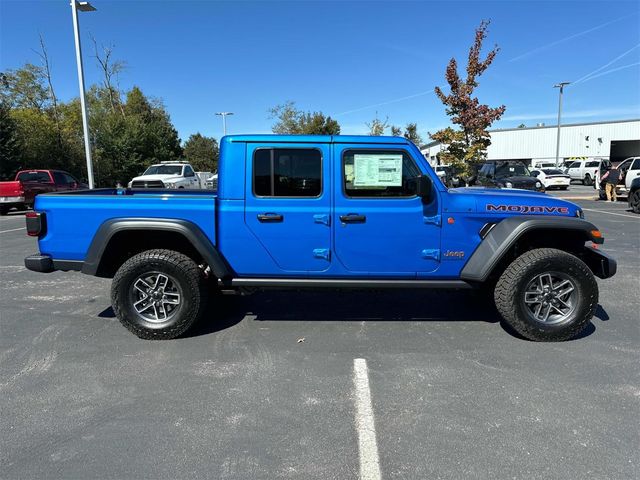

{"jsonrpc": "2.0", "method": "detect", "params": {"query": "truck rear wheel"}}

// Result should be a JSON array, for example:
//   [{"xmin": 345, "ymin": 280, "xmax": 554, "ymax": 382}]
[
  {"xmin": 111, "ymin": 249, "xmax": 208, "ymax": 340},
  {"xmin": 494, "ymin": 248, "xmax": 598, "ymax": 341},
  {"xmin": 583, "ymin": 174, "xmax": 593, "ymax": 186}
]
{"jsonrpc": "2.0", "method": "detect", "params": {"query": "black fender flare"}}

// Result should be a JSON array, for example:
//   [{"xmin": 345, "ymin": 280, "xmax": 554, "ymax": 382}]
[
  {"xmin": 460, "ymin": 216, "xmax": 603, "ymax": 282},
  {"xmin": 81, "ymin": 218, "xmax": 233, "ymax": 279}
]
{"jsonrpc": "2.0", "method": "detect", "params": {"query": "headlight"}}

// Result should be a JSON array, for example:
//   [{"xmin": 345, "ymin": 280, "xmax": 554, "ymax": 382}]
[
  {"xmin": 163, "ymin": 182, "xmax": 177, "ymax": 189},
  {"xmin": 505, "ymin": 182, "xmax": 513, "ymax": 188},
  {"xmin": 536, "ymin": 181, "xmax": 542, "ymax": 188},
  {"xmin": 127, "ymin": 182, "xmax": 132, "ymax": 188}
]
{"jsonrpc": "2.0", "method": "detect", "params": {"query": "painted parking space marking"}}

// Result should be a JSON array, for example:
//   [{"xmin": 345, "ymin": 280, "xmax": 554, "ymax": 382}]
[
  {"xmin": 583, "ymin": 208, "xmax": 639, "ymax": 219},
  {"xmin": 353, "ymin": 358, "xmax": 382, "ymax": 480},
  {"xmin": 0, "ymin": 227, "xmax": 26, "ymax": 234}
]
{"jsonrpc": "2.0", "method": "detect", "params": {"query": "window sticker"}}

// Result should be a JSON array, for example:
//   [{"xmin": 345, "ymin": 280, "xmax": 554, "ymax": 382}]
[{"xmin": 353, "ymin": 154, "xmax": 403, "ymax": 187}]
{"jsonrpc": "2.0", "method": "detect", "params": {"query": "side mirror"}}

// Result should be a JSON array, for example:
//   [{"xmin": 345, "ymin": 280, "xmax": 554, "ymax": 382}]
[{"xmin": 415, "ymin": 175, "xmax": 433, "ymax": 201}]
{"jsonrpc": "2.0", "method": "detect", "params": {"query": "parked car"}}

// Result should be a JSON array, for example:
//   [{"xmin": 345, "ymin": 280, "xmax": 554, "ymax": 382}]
[
  {"xmin": 477, "ymin": 161, "xmax": 545, "ymax": 192},
  {"xmin": 196, "ymin": 171, "xmax": 215, "ymax": 189},
  {"xmin": 433, "ymin": 165, "xmax": 461, "ymax": 187},
  {"xmin": 530, "ymin": 160, "xmax": 557, "ymax": 170},
  {"xmin": 0, "ymin": 169, "xmax": 86, "ymax": 215},
  {"xmin": 24, "ymin": 134, "xmax": 616, "ymax": 343},
  {"xmin": 595, "ymin": 156, "xmax": 640, "ymax": 200},
  {"xmin": 567, "ymin": 158, "xmax": 603, "ymax": 185},
  {"xmin": 128, "ymin": 162, "xmax": 201, "ymax": 189},
  {"xmin": 530, "ymin": 168, "xmax": 571, "ymax": 190},
  {"xmin": 628, "ymin": 177, "xmax": 640, "ymax": 213}
]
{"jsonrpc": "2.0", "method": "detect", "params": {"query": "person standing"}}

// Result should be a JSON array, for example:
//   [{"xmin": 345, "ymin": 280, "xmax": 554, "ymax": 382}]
[{"xmin": 601, "ymin": 166, "xmax": 621, "ymax": 202}]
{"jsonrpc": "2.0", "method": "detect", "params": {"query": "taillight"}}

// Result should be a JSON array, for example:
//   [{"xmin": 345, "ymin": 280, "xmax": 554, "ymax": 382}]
[{"xmin": 25, "ymin": 212, "xmax": 46, "ymax": 237}]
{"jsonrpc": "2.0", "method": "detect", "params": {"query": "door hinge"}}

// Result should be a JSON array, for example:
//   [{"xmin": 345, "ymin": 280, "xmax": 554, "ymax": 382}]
[
  {"xmin": 313, "ymin": 214, "xmax": 330, "ymax": 226},
  {"xmin": 423, "ymin": 214, "xmax": 441, "ymax": 226},
  {"xmin": 421, "ymin": 249, "xmax": 440, "ymax": 261},
  {"xmin": 313, "ymin": 248, "xmax": 331, "ymax": 261}
]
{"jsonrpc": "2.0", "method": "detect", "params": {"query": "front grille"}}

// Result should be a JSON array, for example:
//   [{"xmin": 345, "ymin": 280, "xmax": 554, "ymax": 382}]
[{"xmin": 131, "ymin": 180, "xmax": 165, "ymax": 188}]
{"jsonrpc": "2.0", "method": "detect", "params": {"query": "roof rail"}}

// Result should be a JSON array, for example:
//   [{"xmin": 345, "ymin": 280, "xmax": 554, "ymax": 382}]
[{"xmin": 159, "ymin": 160, "xmax": 189, "ymax": 164}]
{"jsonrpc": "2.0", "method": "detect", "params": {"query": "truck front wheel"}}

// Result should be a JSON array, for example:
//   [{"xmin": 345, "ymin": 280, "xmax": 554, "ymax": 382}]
[
  {"xmin": 111, "ymin": 249, "xmax": 208, "ymax": 340},
  {"xmin": 494, "ymin": 248, "xmax": 598, "ymax": 341}
]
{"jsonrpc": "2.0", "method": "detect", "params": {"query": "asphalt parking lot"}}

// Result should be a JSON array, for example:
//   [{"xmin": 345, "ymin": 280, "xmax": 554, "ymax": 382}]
[{"xmin": 1, "ymin": 197, "xmax": 638, "ymax": 480}]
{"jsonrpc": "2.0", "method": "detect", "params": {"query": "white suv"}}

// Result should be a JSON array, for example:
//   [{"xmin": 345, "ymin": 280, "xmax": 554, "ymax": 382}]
[
  {"xmin": 128, "ymin": 162, "xmax": 201, "ymax": 189},
  {"xmin": 595, "ymin": 156, "xmax": 640, "ymax": 199},
  {"xmin": 567, "ymin": 159, "xmax": 602, "ymax": 186}
]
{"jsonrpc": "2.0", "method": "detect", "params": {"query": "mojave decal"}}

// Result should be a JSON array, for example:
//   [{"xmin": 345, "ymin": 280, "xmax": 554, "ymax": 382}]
[{"xmin": 486, "ymin": 204, "xmax": 570, "ymax": 214}]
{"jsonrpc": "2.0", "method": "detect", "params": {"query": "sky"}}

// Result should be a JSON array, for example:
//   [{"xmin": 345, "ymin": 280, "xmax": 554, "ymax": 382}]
[{"xmin": 1, "ymin": 0, "xmax": 639, "ymax": 142}]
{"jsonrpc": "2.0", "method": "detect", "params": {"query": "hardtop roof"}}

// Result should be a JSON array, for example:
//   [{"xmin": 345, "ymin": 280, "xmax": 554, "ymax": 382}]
[{"xmin": 223, "ymin": 134, "xmax": 411, "ymax": 145}]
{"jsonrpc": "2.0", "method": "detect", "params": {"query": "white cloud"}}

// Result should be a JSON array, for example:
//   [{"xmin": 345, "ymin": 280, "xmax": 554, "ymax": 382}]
[{"xmin": 501, "ymin": 106, "xmax": 640, "ymax": 122}]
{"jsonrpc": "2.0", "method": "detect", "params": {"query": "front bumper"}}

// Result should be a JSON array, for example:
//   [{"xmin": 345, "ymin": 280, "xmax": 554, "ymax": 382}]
[{"xmin": 582, "ymin": 246, "xmax": 617, "ymax": 279}]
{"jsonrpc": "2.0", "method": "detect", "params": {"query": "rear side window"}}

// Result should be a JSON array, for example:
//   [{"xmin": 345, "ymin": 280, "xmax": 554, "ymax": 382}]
[
  {"xmin": 631, "ymin": 158, "xmax": 640, "ymax": 170},
  {"xmin": 253, "ymin": 148, "xmax": 321, "ymax": 197},
  {"xmin": 17, "ymin": 171, "xmax": 50, "ymax": 183},
  {"xmin": 586, "ymin": 161, "xmax": 599, "ymax": 167},
  {"xmin": 343, "ymin": 150, "xmax": 420, "ymax": 198}
]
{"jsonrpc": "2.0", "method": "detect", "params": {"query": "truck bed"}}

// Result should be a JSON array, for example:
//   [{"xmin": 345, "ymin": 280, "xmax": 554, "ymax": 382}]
[{"xmin": 35, "ymin": 189, "xmax": 217, "ymax": 262}]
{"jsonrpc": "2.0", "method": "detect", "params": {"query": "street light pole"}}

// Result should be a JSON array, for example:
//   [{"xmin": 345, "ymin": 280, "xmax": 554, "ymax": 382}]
[
  {"xmin": 215, "ymin": 112, "xmax": 234, "ymax": 136},
  {"xmin": 553, "ymin": 82, "xmax": 570, "ymax": 167},
  {"xmin": 71, "ymin": 1, "xmax": 96, "ymax": 188}
]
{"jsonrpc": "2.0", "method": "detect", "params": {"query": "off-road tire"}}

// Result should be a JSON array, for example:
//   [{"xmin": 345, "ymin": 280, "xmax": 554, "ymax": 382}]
[
  {"xmin": 583, "ymin": 174, "xmax": 593, "ymax": 186},
  {"xmin": 494, "ymin": 248, "xmax": 598, "ymax": 341},
  {"xmin": 111, "ymin": 249, "xmax": 208, "ymax": 340},
  {"xmin": 630, "ymin": 190, "xmax": 640, "ymax": 214}
]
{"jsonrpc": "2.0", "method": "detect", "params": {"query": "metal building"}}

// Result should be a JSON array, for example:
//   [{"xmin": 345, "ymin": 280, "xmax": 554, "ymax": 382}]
[{"xmin": 421, "ymin": 118, "xmax": 639, "ymax": 166}]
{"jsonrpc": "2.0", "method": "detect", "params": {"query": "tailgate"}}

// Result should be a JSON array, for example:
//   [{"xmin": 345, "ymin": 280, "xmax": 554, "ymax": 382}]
[{"xmin": 0, "ymin": 181, "xmax": 23, "ymax": 197}]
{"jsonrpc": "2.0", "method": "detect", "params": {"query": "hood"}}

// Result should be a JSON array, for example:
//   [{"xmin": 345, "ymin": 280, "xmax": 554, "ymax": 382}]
[
  {"xmin": 130, "ymin": 174, "xmax": 182, "ymax": 183},
  {"xmin": 449, "ymin": 187, "xmax": 580, "ymax": 217}
]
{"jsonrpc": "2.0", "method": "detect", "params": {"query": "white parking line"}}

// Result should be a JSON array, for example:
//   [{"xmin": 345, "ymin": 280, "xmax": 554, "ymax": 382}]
[
  {"xmin": 353, "ymin": 358, "xmax": 382, "ymax": 480},
  {"xmin": 583, "ymin": 208, "xmax": 639, "ymax": 219},
  {"xmin": 0, "ymin": 227, "xmax": 26, "ymax": 234}
]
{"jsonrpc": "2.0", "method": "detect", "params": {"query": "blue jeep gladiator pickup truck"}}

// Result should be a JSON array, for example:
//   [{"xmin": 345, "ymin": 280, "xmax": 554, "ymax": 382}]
[{"xmin": 24, "ymin": 135, "xmax": 616, "ymax": 341}]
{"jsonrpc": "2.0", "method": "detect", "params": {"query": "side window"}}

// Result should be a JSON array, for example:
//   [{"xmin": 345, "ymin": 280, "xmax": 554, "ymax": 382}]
[
  {"xmin": 253, "ymin": 148, "xmax": 322, "ymax": 197},
  {"xmin": 343, "ymin": 150, "xmax": 420, "ymax": 198},
  {"xmin": 183, "ymin": 166, "xmax": 195, "ymax": 177},
  {"xmin": 62, "ymin": 173, "xmax": 77, "ymax": 184},
  {"xmin": 52, "ymin": 172, "xmax": 67, "ymax": 184},
  {"xmin": 569, "ymin": 162, "xmax": 579, "ymax": 168},
  {"xmin": 631, "ymin": 158, "xmax": 640, "ymax": 170},
  {"xmin": 530, "ymin": 170, "xmax": 540, "ymax": 176}
]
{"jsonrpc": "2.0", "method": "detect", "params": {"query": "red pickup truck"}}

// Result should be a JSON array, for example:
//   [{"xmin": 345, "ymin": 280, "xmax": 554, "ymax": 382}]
[{"xmin": 0, "ymin": 169, "xmax": 87, "ymax": 215}]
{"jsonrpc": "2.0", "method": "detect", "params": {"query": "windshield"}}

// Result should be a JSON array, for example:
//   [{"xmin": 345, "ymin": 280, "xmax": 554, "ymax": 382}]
[
  {"xmin": 495, "ymin": 163, "xmax": 531, "ymax": 178},
  {"xmin": 143, "ymin": 165, "xmax": 182, "ymax": 175},
  {"xmin": 542, "ymin": 169, "xmax": 565, "ymax": 175},
  {"xmin": 17, "ymin": 171, "xmax": 51, "ymax": 183}
]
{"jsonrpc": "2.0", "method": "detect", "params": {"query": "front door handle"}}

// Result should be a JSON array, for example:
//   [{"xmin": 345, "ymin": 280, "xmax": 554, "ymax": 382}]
[
  {"xmin": 339, "ymin": 214, "xmax": 366, "ymax": 223},
  {"xmin": 257, "ymin": 213, "xmax": 284, "ymax": 223}
]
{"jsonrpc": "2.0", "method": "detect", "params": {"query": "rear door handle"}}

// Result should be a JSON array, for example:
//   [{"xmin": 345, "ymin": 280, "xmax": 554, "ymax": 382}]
[
  {"xmin": 339, "ymin": 214, "xmax": 366, "ymax": 223},
  {"xmin": 257, "ymin": 213, "xmax": 284, "ymax": 222}
]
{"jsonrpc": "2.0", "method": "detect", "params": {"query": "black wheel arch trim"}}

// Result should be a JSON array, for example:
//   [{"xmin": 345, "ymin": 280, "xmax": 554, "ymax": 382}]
[
  {"xmin": 460, "ymin": 216, "xmax": 606, "ymax": 283},
  {"xmin": 81, "ymin": 218, "xmax": 233, "ymax": 279}
]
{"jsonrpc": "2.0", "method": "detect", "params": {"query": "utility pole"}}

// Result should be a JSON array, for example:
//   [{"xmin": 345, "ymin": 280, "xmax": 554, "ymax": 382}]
[
  {"xmin": 554, "ymin": 82, "xmax": 570, "ymax": 167},
  {"xmin": 215, "ymin": 112, "xmax": 234, "ymax": 136},
  {"xmin": 71, "ymin": 1, "xmax": 96, "ymax": 188}
]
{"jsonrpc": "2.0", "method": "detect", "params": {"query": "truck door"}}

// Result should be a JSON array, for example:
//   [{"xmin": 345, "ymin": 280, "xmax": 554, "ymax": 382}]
[
  {"xmin": 333, "ymin": 145, "xmax": 441, "ymax": 275},
  {"xmin": 244, "ymin": 144, "xmax": 331, "ymax": 273}
]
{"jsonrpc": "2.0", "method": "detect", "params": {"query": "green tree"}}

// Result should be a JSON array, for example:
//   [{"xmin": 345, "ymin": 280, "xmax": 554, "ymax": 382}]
[
  {"xmin": 0, "ymin": 64, "xmax": 49, "ymax": 110},
  {"xmin": 403, "ymin": 123, "xmax": 423, "ymax": 146},
  {"xmin": 183, "ymin": 133, "xmax": 219, "ymax": 172},
  {"xmin": 269, "ymin": 101, "xmax": 340, "ymax": 134},
  {"xmin": 0, "ymin": 102, "xmax": 21, "ymax": 179},
  {"xmin": 432, "ymin": 20, "xmax": 506, "ymax": 178},
  {"xmin": 390, "ymin": 125, "xmax": 402, "ymax": 136}
]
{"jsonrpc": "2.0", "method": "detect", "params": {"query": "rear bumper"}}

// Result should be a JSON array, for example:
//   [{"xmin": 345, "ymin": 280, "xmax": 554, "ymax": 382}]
[
  {"xmin": 0, "ymin": 196, "xmax": 25, "ymax": 204},
  {"xmin": 582, "ymin": 246, "xmax": 617, "ymax": 279},
  {"xmin": 24, "ymin": 254, "xmax": 83, "ymax": 273}
]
